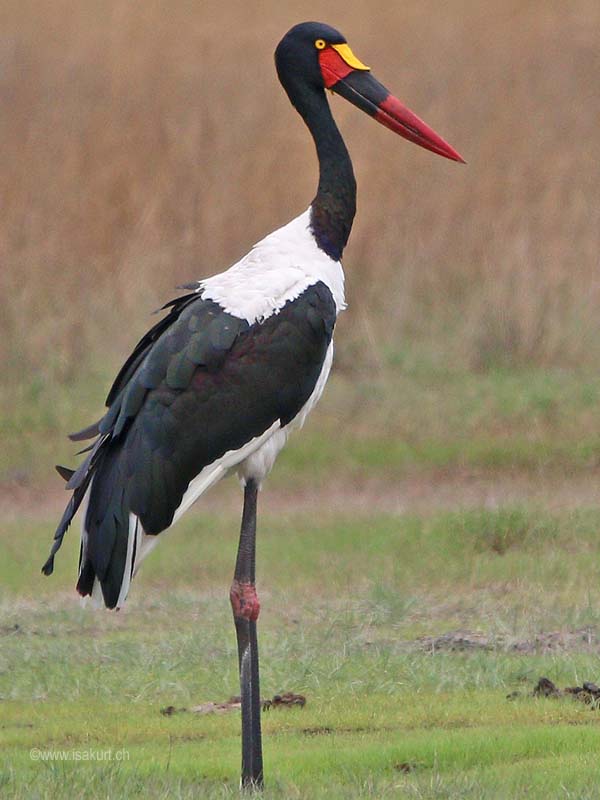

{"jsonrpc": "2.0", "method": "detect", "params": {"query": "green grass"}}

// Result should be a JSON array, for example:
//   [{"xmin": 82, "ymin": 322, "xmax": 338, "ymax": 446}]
[
  {"xmin": 3, "ymin": 507, "xmax": 600, "ymax": 797},
  {"xmin": 4, "ymin": 506, "xmax": 600, "ymax": 624},
  {"xmin": 4, "ymin": 697, "xmax": 600, "ymax": 798},
  {"xmin": 4, "ymin": 364, "xmax": 600, "ymax": 486}
]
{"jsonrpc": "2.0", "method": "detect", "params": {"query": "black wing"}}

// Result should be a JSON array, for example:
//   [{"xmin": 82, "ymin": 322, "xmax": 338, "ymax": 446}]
[
  {"xmin": 43, "ymin": 282, "xmax": 336, "ymax": 608},
  {"xmin": 69, "ymin": 291, "xmax": 201, "ymax": 442}
]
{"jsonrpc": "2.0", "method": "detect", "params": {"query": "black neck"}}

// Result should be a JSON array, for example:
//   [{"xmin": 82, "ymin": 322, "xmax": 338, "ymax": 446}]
[{"xmin": 286, "ymin": 81, "xmax": 357, "ymax": 260}]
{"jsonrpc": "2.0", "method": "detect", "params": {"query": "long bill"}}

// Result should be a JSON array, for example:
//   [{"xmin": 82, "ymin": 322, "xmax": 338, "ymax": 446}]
[{"xmin": 320, "ymin": 46, "xmax": 465, "ymax": 163}]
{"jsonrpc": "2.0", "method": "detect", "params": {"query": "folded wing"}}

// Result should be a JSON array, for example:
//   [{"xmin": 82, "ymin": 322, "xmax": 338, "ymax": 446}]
[{"xmin": 43, "ymin": 282, "xmax": 336, "ymax": 608}]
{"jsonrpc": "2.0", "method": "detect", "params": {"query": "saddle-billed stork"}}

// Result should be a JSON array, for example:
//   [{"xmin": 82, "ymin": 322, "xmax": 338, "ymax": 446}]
[{"xmin": 43, "ymin": 21, "xmax": 463, "ymax": 789}]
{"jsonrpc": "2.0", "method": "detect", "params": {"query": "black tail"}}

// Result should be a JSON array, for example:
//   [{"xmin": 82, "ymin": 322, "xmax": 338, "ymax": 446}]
[
  {"xmin": 76, "ymin": 444, "xmax": 136, "ymax": 609},
  {"xmin": 42, "ymin": 291, "xmax": 201, "ymax": 605},
  {"xmin": 41, "ymin": 465, "xmax": 94, "ymax": 578},
  {"xmin": 43, "ymin": 433, "xmax": 136, "ymax": 610}
]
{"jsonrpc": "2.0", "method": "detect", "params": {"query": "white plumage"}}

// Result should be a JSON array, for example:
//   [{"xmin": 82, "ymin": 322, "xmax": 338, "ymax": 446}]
[{"xmin": 200, "ymin": 208, "xmax": 346, "ymax": 322}]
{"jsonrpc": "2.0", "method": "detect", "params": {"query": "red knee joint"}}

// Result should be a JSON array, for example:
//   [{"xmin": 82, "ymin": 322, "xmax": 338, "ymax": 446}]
[{"xmin": 230, "ymin": 580, "xmax": 260, "ymax": 622}]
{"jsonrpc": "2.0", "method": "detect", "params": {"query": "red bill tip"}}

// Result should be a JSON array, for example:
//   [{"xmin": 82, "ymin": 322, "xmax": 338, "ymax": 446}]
[{"xmin": 375, "ymin": 95, "xmax": 465, "ymax": 163}]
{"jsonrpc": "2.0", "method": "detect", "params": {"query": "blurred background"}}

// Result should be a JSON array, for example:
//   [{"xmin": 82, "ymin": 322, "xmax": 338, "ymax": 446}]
[
  {"xmin": 4, "ymin": 7, "xmax": 600, "ymax": 793},
  {"xmin": 2, "ymin": 0, "xmax": 600, "ymax": 495}
]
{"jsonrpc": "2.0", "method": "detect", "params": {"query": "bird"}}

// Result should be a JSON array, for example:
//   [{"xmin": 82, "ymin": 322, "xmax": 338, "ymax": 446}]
[{"xmin": 43, "ymin": 21, "xmax": 463, "ymax": 789}]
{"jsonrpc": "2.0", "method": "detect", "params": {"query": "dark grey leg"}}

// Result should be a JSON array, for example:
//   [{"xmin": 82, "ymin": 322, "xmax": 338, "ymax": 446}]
[{"xmin": 230, "ymin": 479, "xmax": 264, "ymax": 789}]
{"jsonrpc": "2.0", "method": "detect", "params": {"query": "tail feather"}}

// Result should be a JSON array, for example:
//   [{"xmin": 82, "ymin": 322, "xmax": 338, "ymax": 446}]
[
  {"xmin": 78, "ymin": 450, "xmax": 140, "ymax": 609},
  {"xmin": 55, "ymin": 465, "xmax": 75, "ymax": 483},
  {"xmin": 45, "ymin": 430, "xmax": 140, "ymax": 610},
  {"xmin": 115, "ymin": 515, "xmax": 141, "ymax": 608},
  {"xmin": 69, "ymin": 419, "xmax": 102, "ymax": 442},
  {"xmin": 65, "ymin": 434, "xmax": 109, "ymax": 491},
  {"xmin": 76, "ymin": 557, "xmax": 96, "ymax": 597},
  {"xmin": 77, "ymin": 515, "xmax": 140, "ymax": 610},
  {"xmin": 43, "ymin": 291, "xmax": 205, "ymax": 606},
  {"xmin": 42, "ymin": 433, "xmax": 109, "ymax": 578},
  {"xmin": 41, "ymin": 473, "xmax": 93, "ymax": 577}
]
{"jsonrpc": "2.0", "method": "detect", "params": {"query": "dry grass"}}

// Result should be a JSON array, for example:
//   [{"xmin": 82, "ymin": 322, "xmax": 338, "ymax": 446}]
[{"xmin": 2, "ymin": 0, "xmax": 600, "ymax": 384}]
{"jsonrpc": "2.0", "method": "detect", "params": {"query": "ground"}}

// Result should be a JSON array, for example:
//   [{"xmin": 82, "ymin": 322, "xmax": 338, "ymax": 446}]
[{"xmin": 3, "ymin": 441, "xmax": 600, "ymax": 798}]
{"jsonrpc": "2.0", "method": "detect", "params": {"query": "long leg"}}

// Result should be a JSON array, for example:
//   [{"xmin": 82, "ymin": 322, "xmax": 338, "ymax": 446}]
[{"xmin": 230, "ymin": 478, "xmax": 264, "ymax": 789}]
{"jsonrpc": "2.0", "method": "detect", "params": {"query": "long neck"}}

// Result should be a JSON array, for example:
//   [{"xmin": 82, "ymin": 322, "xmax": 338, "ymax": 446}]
[{"xmin": 291, "ymin": 84, "xmax": 357, "ymax": 261}]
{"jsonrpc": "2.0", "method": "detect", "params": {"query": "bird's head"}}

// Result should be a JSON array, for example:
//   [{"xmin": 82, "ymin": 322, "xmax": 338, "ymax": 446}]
[{"xmin": 275, "ymin": 21, "xmax": 464, "ymax": 163}]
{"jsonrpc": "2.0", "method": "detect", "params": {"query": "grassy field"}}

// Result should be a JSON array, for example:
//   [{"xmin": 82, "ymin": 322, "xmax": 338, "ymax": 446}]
[
  {"xmin": 3, "ymin": 1, "xmax": 600, "ymax": 796},
  {"xmin": 6, "ymin": 361, "xmax": 600, "ymax": 490},
  {"xmin": 4, "ymin": 504, "xmax": 600, "ymax": 798}
]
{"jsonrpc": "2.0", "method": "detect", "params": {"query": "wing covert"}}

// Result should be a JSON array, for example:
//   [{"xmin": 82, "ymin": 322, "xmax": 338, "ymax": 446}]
[{"xmin": 43, "ymin": 281, "xmax": 337, "ymax": 606}]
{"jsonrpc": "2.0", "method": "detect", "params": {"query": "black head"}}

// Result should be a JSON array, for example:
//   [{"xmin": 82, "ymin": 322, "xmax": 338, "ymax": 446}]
[
  {"xmin": 275, "ymin": 22, "xmax": 347, "ymax": 94},
  {"xmin": 274, "ymin": 21, "xmax": 465, "ymax": 163}
]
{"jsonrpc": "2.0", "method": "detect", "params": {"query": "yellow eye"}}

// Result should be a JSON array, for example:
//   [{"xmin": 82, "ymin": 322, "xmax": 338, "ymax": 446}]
[{"xmin": 315, "ymin": 39, "xmax": 326, "ymax": 50}]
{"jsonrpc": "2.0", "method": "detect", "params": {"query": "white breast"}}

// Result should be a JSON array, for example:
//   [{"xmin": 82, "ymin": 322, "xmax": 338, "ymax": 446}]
[{"xmin": 199, "ymin": 208, "xmax": 346, "ymax": 323}]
